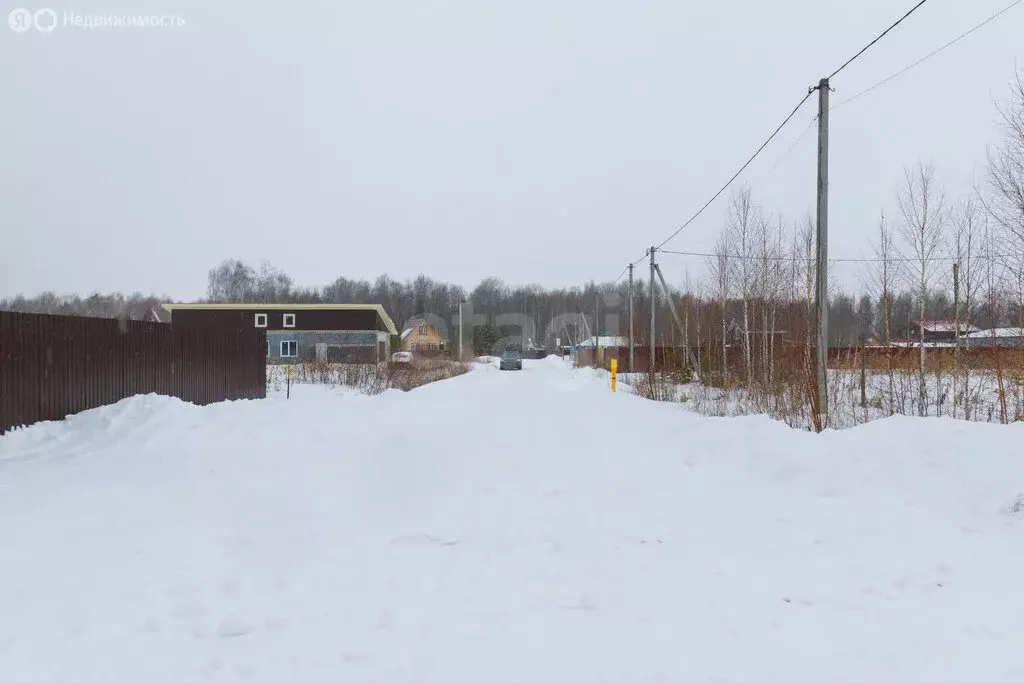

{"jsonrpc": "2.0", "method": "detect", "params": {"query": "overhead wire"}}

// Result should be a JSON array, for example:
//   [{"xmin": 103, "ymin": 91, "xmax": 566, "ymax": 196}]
[
  {"xmin": 827, "ymin": 0, "xmax": 930, "ymax": 80},
  {"xmin": 758, "ymin": 114, "xmax": 818, "ymax": 180},
  {"xmin": 657, "ymin": 248, "xmax": 1016, "ymax": 264},
  {"xmin": 608, "ymin": 0, "xmax": 981, "ymax": 283},
  {"xmin": 833, "ymin": 0, "xmax": 1023, "ymax": 110},
  {"xmin": 613, "ymin": 250, "xmax": 651, "ymax": 284},
  {"xmin": 647, "ymin": 0, "xmax": 934, "ymax": 255},
  {"xmin": 652, "ymin": 90, "xmax": 815, "ymax": 251}
]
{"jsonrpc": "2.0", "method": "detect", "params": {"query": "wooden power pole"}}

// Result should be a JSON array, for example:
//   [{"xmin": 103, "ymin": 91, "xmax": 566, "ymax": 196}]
[
  {"xmin": 649, "ymin": 247, "xmax": 656, "ymax": 373},
  {"xmin": 814, "ymin": 77, "xmax": 830, "ymax": 430},
  {"xmin": 628, "ymin": 263, "xmax": 635, "ymax": 373}
]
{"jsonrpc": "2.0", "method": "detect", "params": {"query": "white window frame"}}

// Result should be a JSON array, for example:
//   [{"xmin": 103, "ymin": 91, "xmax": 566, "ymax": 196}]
[
  {"xmin": 283, "ymin": 313, "xmax": 296, "ymax": 328},
  {"xmin": 255, "ymin": 313, "xmax": 268, "ymax": 328},
  {"xmin": 419, "ymin": 325, "xmax": 428, "ymax": 336},
  {"xmin": 280, "ymin": 340, "xmax": 298, "ymax": 358},
  {"xmin": 266, "ymin": 340, "xmax": 270, "ymax": 357}
]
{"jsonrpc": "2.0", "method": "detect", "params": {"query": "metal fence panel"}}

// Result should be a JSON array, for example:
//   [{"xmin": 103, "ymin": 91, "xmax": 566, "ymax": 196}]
[{"xmin": 0, "ymin": 312, "xmax": 266, "ymax": 435}]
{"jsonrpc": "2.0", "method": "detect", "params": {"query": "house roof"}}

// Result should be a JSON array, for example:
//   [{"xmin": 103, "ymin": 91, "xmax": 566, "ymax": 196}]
[
  {"xmin": 889, "ymin": 339, "xmax": 957, "ymax": 348},
  {"xmin": 576, "ymin": 335, "xmax": 630, "ymax": 348},
  {"xmin": 400, "ymin": 317, "xmax": 440, "ymax": 340},
  {"xmin": 161, "ymin": 303, "xmax": 398, "ymax": 335},
  {"xmin": 910, "ymin": 320, "xmax": 981, "ymax": 333},
  {"xmin": 963, "ymin": 327, "xmax": 1024, "ymax": 339}
]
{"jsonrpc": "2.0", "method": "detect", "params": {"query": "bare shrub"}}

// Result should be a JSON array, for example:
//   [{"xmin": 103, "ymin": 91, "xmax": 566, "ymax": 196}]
[{"xmin": 267, "ymin": 357, "xmax": 470, "ymax": 394}]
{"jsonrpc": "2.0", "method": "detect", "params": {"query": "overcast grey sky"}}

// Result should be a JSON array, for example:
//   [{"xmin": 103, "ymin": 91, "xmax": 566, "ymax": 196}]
[{"xmin": 2, "ymin": 0, "xmax": 1022, "ymax": 300}]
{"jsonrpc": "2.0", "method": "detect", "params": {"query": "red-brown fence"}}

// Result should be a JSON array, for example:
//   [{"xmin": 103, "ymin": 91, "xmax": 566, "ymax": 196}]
[
  {"xmin": 576, "ymin": 344, "xmax": 1024, "ymax": 374},
  {"xmin": 0, "ymin": 311, "xmax": 267, "ymax": 435}
]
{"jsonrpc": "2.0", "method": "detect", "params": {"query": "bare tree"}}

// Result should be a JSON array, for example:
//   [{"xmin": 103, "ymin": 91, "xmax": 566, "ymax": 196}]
[
  {"xmin": 711, "ymin": 234, "xmax": 732, "ymax": 385},
  {"xmin": 764, "ymin": 217, "xmax": 788, "ymax": 388},
  {"xmin": 949, "ymin": 195, "xmax": 986, "ymax": 417},
  {"xmin": 683, "ymin": 269, "xmax": 692, "ymax": 357},
  {"xmin": 985, "ymin": 70, "xmax": 1024, "ymax": 275},
  {"xmin": 866, "ymin": 213, "xmax": 902, "ymax": 416},
  {"xmin": 897, "ymin": 162, "xmax": 948, "ymax": 416},
  {"xmin": 694, "ymin": 286, "xmax": 704, "ymax": 377},
  {"xmin": 795, "ymin": 215, "xmax": 818, "ymax": 427},
  {"xmin": 727, "ymin": 186, "xmax": 759, "ymax": 388}
]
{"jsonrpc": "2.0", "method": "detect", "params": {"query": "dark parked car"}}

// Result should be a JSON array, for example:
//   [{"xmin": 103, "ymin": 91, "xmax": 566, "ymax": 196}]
[{"xmin": 499, "ymin": 348, "xmax": 523, "ymax": 371}]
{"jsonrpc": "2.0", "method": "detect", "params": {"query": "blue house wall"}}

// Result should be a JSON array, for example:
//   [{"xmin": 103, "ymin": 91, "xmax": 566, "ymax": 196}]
[{"xmin": 267, "ymin": 330, "xmax": 380, "ymax": 363}]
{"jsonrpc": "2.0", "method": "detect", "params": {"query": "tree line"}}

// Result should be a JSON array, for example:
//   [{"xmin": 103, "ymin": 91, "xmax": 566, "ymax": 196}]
[{"xmin": 4, "ymin": 71, "xmax": 1022, "ymax": 362}]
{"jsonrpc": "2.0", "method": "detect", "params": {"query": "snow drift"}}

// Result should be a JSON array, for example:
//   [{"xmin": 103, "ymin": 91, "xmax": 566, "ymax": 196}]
[{"xmin": 1, "ymin": 359, "xmax": 1023, "ymax": 682}]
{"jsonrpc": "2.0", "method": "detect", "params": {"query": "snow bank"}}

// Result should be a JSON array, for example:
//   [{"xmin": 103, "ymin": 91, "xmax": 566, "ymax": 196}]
[{"xmin": 1, "ymin": 359, "xmax": 1022, "ymax": 682}]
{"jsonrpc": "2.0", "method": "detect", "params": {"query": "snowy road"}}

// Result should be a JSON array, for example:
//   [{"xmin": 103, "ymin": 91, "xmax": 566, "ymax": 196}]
[{"xmin": 2, "ymin": 357, "xmax": 1023, "ymax": 682}]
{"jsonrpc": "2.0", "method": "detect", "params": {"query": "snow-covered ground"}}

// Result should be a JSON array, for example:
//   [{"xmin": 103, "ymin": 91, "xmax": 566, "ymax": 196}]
[
  {"xmin": 2, "ymin": 357, "xmax": 1023, "ymax": 682},
  {"xmin": 620, "ymin": 368, "xmax": 1024, "ymax": 429}
]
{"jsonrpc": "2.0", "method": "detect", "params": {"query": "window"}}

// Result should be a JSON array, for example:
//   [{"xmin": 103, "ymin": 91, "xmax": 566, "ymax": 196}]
[
  {"xmin": 419, "ymin": 325, "xmax": 428, "ymax": 336},
  {"xmin": 280, "ymin": 340, "xmax": 298, "ymax": 358},
  {"xmin": 411, "ymin": 342, "xmax": 419, "ymax": 351},
  {"xmin": 283, "ymin": 313, "xmax": 296, "ymax": 328},
  {"xmin": 255, "ymin": 313, "xmax": 267, "ymax": 328}
]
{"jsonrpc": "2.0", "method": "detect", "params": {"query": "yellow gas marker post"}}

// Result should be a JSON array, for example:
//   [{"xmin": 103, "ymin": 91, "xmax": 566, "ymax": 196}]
[{"xmin": 610, "ymin": 358, "xmax": 617, "ymax": 392}]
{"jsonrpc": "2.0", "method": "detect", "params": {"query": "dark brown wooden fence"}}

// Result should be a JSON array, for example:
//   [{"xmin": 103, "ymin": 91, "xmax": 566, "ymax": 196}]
[
  {"xmin": 0, "ymin": 312, "xmax": 266, "ymax": 435},
  {"xmin": 576, "ymin": 344, "xmax": 1024, "ymax": 374}
]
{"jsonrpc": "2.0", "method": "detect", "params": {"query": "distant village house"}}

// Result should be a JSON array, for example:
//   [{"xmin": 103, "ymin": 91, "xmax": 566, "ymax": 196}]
[
  {"xmin": 161, "ymin": 303, "xmax": 398, "ymax": 363},
  {"xmin": 400, "ymin": 317, "xmax": 447, "ymax": 354}
]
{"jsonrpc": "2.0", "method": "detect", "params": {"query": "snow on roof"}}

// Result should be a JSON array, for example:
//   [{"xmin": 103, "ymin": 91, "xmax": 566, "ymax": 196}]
[
  {"xmin": 889, "ymin": 340, "xmax": 957, "ymax": 348},
  {"xmin": 401, "ymin": 318, "xmax": 434, "ymax": 340},
  {"xmin": 576, "ymin": 336, "xmax": 630, "ymax": 348},
  {"xmin": 910, "ymin": 320, "xmax": 981, "ymax": 333},
  {"xmin": 964, "ymin": 328, "xmax": 1024, "ymax": 339}
]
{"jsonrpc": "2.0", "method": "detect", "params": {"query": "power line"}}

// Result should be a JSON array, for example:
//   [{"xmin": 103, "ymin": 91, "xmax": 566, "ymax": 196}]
[
  {"xmin": 759, "ymin": 114, "xmax": 818, "ymax": 179},
  {"xmin": 832, "ymin": 0, "xmax": 1024, "ymax": 110},
  {"xmin": 653, "ymin": 91, "xmax": 814, "ymax": 251},
  {"xmin": 828, "ymin": 0, "xmax": 930, "ymax": 80},
  {"xmin": 613, "ymin": 250, "xmax": 650, "ymax": 284},
  {"xmin": 638, "ymin": 2, "xmax": 934, "ymax": 257},
  {"xmin": 658, "ymin": 248, "xmax": 1015, "ymax": 264},
  {"xmin": 612, "ymin": 0, "xmax": 977, "ymax": 283}
]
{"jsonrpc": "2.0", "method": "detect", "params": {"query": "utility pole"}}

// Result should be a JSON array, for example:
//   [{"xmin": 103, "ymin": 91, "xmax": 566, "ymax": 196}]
[
  {"xmin": 814, "ymin": 77, "xmax": 830, "ymax": 430},
  {"xmin": 953, "ymin": 262, "xmax": 961, "ymax": 334},
  {"xmin": 953, "ymin": 261, "xmax": 961, "ymax": 413},
  {"xmin": 649, "ymin": 246, "xmax": 656, "ymax": 373},
  {"xmin": 628, "ymin": 263, "xmax": 635, "ymax": 373},
  {"xmin": 594, "ymin": 292, "xmax": 600, "ymax": 367}
]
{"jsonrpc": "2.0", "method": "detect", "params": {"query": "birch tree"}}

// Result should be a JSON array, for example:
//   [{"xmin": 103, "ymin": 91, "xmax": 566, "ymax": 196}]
[
  {"xmin": 897, "ymin": 163, "xmax": 948, "ymax": 416},
  {"xmin": 986, "ymin": 71, "xmax": 1024, "ymax": 291},
  {"xmin": 711, "ymin": 234, "xmax": 732, "ymax": 385},
  {"xmin": 949, "ymin": 196, "xmax": 985, "ymax": 417},
  {"xmin": 727, "ymin": 186, "xmax": 758, "ymax": 388},
  {"xmin": 867, "ymin": 213, "xmax": 902, "ymax": 415}
]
